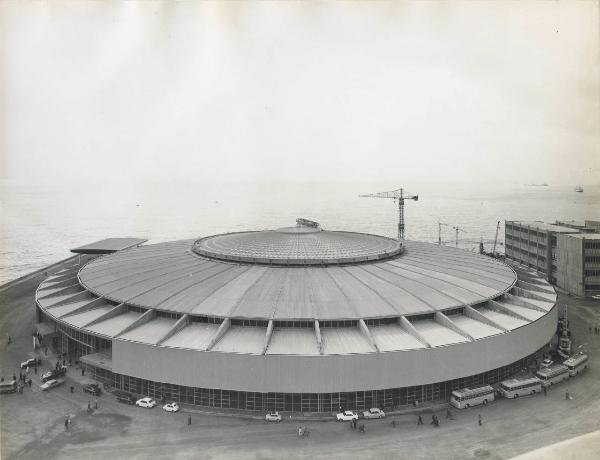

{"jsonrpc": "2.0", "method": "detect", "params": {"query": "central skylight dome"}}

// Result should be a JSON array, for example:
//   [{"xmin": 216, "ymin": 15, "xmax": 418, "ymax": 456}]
[{"xmin": 192, "ymin": 219, "xmax": 402, "ymax": 266}]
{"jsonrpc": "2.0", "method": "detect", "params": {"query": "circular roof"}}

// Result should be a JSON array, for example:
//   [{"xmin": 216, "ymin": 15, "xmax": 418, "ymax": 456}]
[
  {"xmin": 78, "ymin": 239, "xmax": 518, "ymax": 320},
  {"xmin": 192, "ymin": 229, "xmax": 403, "ymax": 265}
]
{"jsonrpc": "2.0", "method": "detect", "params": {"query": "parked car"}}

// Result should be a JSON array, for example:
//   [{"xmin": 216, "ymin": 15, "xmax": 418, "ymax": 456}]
[
  {"xmin": 336, "ymin": 411, "xmax": 359, "ymax": 422},
  {"xmin": 162, "ymin": 402, "xmax": 180, "ymax": 412},
  {"xmin": 265, "ymin": 411, "xmax": 282, "ymax": 422},
  {"xmin": 41, "ymin": 378, "xmax": 64, "ymax": 391},
  {"xmin": 41, "ymin": 367, "xmax": 67, "ymax": 383},
  {"xmin": 114, "ymin": 391, "xmax": 136, "ymax": 405},
  {"xmin": 20, "ymin": 358, "xmax": 42, "ymax": 369},
  {"xmin": 540, "ymin": 358, "xmax": 554, "ymax": 369},
  {"xmin": 83, "ymin": 383, "xmax": 102, "ymax": 396},
  {"xmin": 592, "ymin": 294, "xmax": 600, "ymax": 300},
  {"xmin": 136, "ymin": 397, "xmax": 157, "ymax": 408},
  {"xmin": 363, "ymin": 408, "xmax": 385, "ymax": 419}
]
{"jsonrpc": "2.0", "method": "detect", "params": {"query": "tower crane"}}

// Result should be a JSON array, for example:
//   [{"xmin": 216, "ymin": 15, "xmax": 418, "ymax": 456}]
[
  {"xmin": 438, "ymin": 220, "xmax": 449, "ymax": 245},
  {"xmin": 492, "ymin": 221, "xmax": 500, "ymax": 257},
  {"xmin": 359, "ymin": 188, "xmax": 418, "ymax": 241},
  {"xmin": 452, "ymin": 226, "xmax": 467, "ymax": 248}
]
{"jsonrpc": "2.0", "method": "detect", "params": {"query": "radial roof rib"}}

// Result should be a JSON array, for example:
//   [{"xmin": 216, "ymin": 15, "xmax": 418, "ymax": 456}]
[
  {"xmin": 206, "ymin": 318, "xmax": 231, "ymax": 351},
  {"xmin": 314, "ymin": 320, "xmax": 323, "ymax": 355},
  {"xmin": 435, "ymin": 312, "xmax": 474, "ymax": 341},
  {"xmin": 380, "ymin": 261, "xmax": 500, "ymax": 300},
  {"xmin": 82, "ymin": 303, "xmax": 127, "ymax": 328},
  {"xmin": 156, "ymin": 314, "xmax": 190, "ymax": 346},
  {"xmin": 511, "ymin": 286, "xmax": 556, "ymax": 302},
  {"xmin": 96, "ymin": 261, "xmax": 215, "ymax": 301},
  {"xmin": 376, "ymin": 262, "xmax": 490, "ymax": 305},
  {"xmin": 358, "ymin": 319, "xmax": 380, "ymax": 352},
  {"xmin": 348, "ymin": 265, "xmax": 437, "ymax": 315},
  {"xmin": 38, "ymin": 277, "xmax": 78, "ymax": 291},
  {"xmin": 516, "ymin": 279, "xmax": 554, "ymax": 294},
  {"xmin": 260, "ymin": 320, "xmax": 274, "ymax": 355},
  {"xmin": 37, "ymin": 284, "xmax": 83, "ymax": 300},
  {"xmin": 487, "ymin": 300, "xmax": 530, "ymax": 322},
  {"xmin": 131, "ymin": 264, "xmax": 238, "ymax": 312},
  {"xmin": 159, "ymin": 265, "xmax": 250, "ymax": 314},
  {"xmin": 503, "ymin": 293, "xmax": 548, "ymax": 312},
  {"xmin": 59, "ymin": 297, "xmax": 108, "ymax": 318},
  {"xmin": 43, "ymin": 291, "xmax": 94, "ymax": 309},
  {"xmin": 464, "ymin": 306, "xmax": 508, "ymax": 332},
  {"xmin": 399, "ymin": 316, "xmax": 432, "ymax": 348},
  {"xmin": 193, "ymin": 266, "xmax": 268, "ymax": 317},
  {"xmin": 114, "ymin": 309, "xmax": 155, "ymax": 338}
]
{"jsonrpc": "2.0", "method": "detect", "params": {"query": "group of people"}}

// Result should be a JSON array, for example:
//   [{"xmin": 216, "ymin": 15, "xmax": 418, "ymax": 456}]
[
  {"xmin": 589, "ymin": 326, "xmax": 600, "ymax": 335},
  {"xmin": 415, "ymin": 410, "xmax": 482, "ymax": 427}
]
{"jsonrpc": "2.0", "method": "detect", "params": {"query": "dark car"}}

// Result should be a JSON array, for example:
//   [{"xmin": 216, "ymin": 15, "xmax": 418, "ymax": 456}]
[
  {"xmin": 114, "ymin": 390, "xmax": 136, "ymax": 405},
  {"xmin": 40, "ymin": 367, "xmax": 67, "ymax": 383},
  {"xmin": 83, "ymin": 383, "xmax": 102, "ymax": 396}
]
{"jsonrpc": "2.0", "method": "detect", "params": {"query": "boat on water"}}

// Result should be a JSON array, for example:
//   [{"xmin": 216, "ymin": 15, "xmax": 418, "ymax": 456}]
[{"xmin": 575, "ymin": 185, "xmax": 583, "ymax": 193}]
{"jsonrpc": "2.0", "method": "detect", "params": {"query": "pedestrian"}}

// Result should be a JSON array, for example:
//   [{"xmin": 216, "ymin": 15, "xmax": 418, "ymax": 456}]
[
  {"xmin": 543, "ymin": 386, "xmax": 547, "ymax": 396},
  {"xmin": 70, "ymin": 386, "xmax": 74, "ymax": 393},
  {"xmin": 590, "ymin": 326, "xmax": 593, "ymax": 334},
  {"xmin": 94, "ymin": 399, "xmax": 98, "ymax": 409},
  {"xmin": 565, "ymin": 390, "xmax": 570, "ymax": 400},
  {"xmin": 88, "ymin": 401, "xmax": 91, "ymax": 410},
  {"xmin": 188, "ymin": 414, "xmax": 192, "ymax": 426},
  {"xmin": 7, "ymin": 335, "xmax": 12, "ymax": 345},
  {"xmin": 44, "ymin": 346, "xmax": 48, "ymax": 356},
  {"xmin": 27, "ymin": 378, "xmax": 32, "ymax": 388},
  {"xmin": 478, "ymin": 414, "xmax": 482, "ymax": 426},
  {"xmin": 446, "ymin": 408, "xmax": 452, "ymax": 419},
  {"xmin": 0, "ymin": 377, "xmax": 3, "ymax": 382},
  {"xmin": 19, "ymin": 372, "xmax": 22, "ymax": 382},
  {"xmin": 34, "ymin": 366, "xmax": 37, "ymax": 375},
  {"xmin": 81, "ymin": 368, "xmax": 85, "ymax": 377},
  {"xmin": 26, "ymin": 366, "xmax": 30, "ymax": 374},
  {"xmin": 417, "ymin": 415, "xmax": 423, "ymax": 425},
  {"xmin": 63, "ymin": 359, "xmax": 66, "ymax": 367},
  {"xmin": 65, "ymin": 418, "xmax": 69, "ymax": 430}
]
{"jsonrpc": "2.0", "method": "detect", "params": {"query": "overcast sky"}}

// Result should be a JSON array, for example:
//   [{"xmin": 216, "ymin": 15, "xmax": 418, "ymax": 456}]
[{"xmin": 1, "ymin": 1, "xmax": 598, "ymax": 185}]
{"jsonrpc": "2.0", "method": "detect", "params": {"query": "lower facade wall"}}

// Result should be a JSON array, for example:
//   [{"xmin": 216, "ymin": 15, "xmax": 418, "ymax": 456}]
[{"xmin": 89, "ymin": 348, "xmax": 545, "ymax": 413}]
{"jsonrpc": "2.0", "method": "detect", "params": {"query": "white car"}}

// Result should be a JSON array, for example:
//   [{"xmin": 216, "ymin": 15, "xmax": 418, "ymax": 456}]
[
  {"xmin": 540, "ymin": 358, "xmax": 553, "ymax": 369},
  {"xmin": 336, "ymin": 411, "xmax": 359, "ymax": 422},
  {"xmin": 136, "ymin": 397, "xmax": 157, "ymax": 408},
  {"xmin": 162, "ymin": 402, "xmax": 179, "ymax": 412},
  {"xmin": 265, "ymin": 411, "xmax": 282, "ymax": 422},
  {"xmin": 592, "ymin": 294, "xmax": 600, "ymax": 300},
  {"xmin": 40, "ymin": 378, "xmax": 64, "ymax": 391},
  {"xmin": 363, "ymin": 408, "xmax": 385, "ymax": 419},
  {"xmin": 20, "ymin": 358, "xmax": 42, "ymax": 369}
]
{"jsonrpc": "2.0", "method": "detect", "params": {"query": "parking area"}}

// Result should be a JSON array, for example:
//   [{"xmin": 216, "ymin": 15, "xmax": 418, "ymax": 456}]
[{"xmin": 1, "ymin": 269, "xmax": 600, "ymax": 460}]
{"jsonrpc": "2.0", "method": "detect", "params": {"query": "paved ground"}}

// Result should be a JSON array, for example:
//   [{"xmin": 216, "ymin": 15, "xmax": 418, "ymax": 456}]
[{"xmin": 1, "ymin": 263, "xmax": 600, "ymax": 460}]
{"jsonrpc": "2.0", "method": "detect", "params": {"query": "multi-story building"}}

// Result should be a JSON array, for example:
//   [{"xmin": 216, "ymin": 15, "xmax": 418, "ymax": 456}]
[
  {"xmin": 556, "ymin": 233, "xmax": 600, "ymax": 297},
  {"xmin": 505, "ymin": 220, "xmax": 600, "ymax": 297}
]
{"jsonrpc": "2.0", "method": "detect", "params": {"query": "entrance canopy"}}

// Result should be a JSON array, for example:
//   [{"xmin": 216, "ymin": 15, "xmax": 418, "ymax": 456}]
[{"xmin": 71, "ymin": 238, "xmax": 147, "ymax": 255}]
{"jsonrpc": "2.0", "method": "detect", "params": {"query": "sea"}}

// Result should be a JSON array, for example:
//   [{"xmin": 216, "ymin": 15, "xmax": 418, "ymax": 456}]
[{"xmin": 1, "ymin": 180, "xmax": 598, "ymax": 286}]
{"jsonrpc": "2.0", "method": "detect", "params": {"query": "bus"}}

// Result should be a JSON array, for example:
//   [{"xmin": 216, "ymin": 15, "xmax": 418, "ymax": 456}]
[
  {"xmin": 563, "ymin": 354, "xmax": 588, "ymax": 377},
  {"xmin": 535, "ymin": 364, "xmax": 569, "ymax": 387},
  {"xmin": 0, "ymin": 380, "xmax": 17, "ymax": 394},
  {"xmin": 450, "ymin": 385, "xmax": 495, "ymax": 409},
  {"xmin": 499, "ymin": 377, "xmax": 542, "ymax": 399}
]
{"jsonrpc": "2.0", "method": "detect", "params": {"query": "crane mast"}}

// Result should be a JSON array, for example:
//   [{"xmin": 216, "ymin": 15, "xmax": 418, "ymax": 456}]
[
  {"xmin": 492, "ymin": 221, "xmax": 500, "ymax": 256},
  {"xmin": 359, "ymin": 188, "xmax": 418, "ymax": 241}
]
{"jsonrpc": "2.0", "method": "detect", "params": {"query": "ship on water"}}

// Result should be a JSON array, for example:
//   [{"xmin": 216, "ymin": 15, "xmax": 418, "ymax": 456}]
[{"xmin": 575, "ymin": 185, "xmax": 584, "ymax": 193}]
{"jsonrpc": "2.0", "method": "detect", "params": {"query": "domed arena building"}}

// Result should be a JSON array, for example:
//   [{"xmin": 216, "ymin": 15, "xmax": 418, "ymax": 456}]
[{"xmin": 35, "ymin": 220, "xmax": 558, "ymax": 413}]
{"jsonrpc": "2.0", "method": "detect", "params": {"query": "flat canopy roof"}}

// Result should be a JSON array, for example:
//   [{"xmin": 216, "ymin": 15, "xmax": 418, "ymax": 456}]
[{"xmin": 71, "ymin": 238, "xmax": 148, "ymax": 254}]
